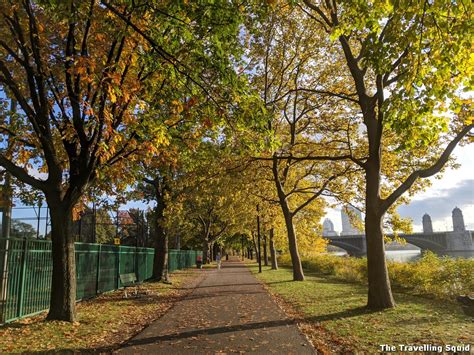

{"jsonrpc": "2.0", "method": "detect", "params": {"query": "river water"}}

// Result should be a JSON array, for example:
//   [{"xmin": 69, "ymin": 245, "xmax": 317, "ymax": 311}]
[
  {"xmin": 332, "ymin": 250, "xmax": 474, "ymax": 262},
  {"xmin": 331, "ymin": 250, "xmax": 421, "ymax": 262},
  {"xmin": 385, "ymin": 250, "xmax": 422, "ymax": 262}
]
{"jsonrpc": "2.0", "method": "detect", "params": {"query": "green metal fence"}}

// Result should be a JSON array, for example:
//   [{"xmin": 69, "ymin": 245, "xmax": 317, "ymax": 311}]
[
  {"xmin": 168, "ymin": 249, "xmax": 202, "ymax": 272},
  {"xmin": 0, "ymin": 237, "xmax": 201, "ymax": 324}
]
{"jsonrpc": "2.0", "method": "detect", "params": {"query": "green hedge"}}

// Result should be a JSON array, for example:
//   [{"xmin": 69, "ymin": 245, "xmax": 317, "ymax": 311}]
[{"xmin": 279, "ymin": 252, "xmax": 474, "ymax": 301}]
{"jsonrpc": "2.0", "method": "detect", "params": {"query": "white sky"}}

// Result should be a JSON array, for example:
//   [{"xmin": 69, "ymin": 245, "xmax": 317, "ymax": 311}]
[{"xmin": 322, "ymin": 144, "xmax": 474, "ymax": 233}]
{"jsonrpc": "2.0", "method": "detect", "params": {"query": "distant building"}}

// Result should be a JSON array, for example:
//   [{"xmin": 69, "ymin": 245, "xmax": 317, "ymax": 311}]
[
  {"xmin": 452, "ymin": 207, "xmax": 466, "ymax": 232},
  {"xmin": 422, "ymin": 213, "xmax": 433, "ymax": 234},
  {"xmin": 340, "ymin": 206, "xmax": 363, "ymax": 236},
  {"xmin": 322, "ymin": 218, "xmax": 338, "ymax": 236}
]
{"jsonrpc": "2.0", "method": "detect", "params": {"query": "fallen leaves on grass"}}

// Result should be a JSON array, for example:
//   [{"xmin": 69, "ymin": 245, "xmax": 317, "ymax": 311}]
[{"xmin": 0, "ymin": 269, "xmax": 204, "ymax": 353}]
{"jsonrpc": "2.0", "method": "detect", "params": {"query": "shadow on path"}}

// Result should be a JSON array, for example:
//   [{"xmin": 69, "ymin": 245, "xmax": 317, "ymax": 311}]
[
  {"xmin": 120, "ymin": 305, "xmax": 375, "ymax": 350},
  {"xmin": 188, "ymin": 282, "xmax": 261, "ymax": 289},
  {"xmin": 123, "ymin": 318, "xmax": 297, "ymax": 348},
  {"xmin": 179, "ymin": 290, "xmax": 266, "ymax": 302},
  {"xmin": 116, "ymin": 258, "xmax": 315, "ymax": 354}
]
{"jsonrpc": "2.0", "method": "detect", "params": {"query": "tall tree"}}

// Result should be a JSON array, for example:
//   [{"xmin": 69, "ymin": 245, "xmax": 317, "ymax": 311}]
[
  {"xmin": 301, "ymin": 0, "xmax": 473, "ymax": 309},
  {"xmin": 248, "ymin": 6, "xmax": 358, "ymax": 280},
  {"xmin": 0, "ymin": 0, "xmax": 170, "ymax": 321},
  {"xmin": 0, "ymin": 0, "xmax": 259, "ymax": 320},
  {"xmin": 107, "ymin": 0, "xmax": 260, "ymax": 280},
  {"xmin": 140, "ymin": 97, "xmax": 232, "ymax": 279}
]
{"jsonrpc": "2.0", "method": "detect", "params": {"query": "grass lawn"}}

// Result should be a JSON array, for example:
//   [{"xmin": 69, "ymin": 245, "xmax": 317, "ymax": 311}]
[
  {"xmin": 0, "ymin": 268, "xmax": 204, "ymax": 353},
  {"xmin": 249, "ymin": 264, "xmax": 473, "ymax": 353}
]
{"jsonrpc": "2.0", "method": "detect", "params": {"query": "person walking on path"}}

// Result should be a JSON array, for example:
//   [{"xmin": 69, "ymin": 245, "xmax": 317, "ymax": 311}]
[
  {"xmin": 216, "ymin": 253, "xmax": 222, "ymax": 270},
  {"xmin": 117, "ymin": 256, "xmax": 314, "ymax": 354}
]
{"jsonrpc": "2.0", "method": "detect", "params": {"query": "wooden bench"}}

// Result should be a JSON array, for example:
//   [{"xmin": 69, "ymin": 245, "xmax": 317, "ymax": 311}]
[{"xmin": 119, "ymin": 273, "xmax": 143, "ymax": 298}]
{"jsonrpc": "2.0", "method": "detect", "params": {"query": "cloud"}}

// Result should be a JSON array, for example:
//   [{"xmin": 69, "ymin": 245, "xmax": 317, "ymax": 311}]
[
  {"xmin": 398, "ymin": 179, "xmax": 474, "ymax": 223},
  {"xmin": 324, "ymin": 179, "xmax": 473, "ymax": 232}
]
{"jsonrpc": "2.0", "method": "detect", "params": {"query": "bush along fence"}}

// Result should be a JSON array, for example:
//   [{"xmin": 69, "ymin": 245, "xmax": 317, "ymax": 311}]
[{"xmin": 0, "ymin": 237, "xmax": 201, "ymax": 324}]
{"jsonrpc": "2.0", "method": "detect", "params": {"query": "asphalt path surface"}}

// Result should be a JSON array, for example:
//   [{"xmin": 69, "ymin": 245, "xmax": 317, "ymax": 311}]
[{"xmin": 117, "ymin": 257, "xmax": 315, "ymax": 354}]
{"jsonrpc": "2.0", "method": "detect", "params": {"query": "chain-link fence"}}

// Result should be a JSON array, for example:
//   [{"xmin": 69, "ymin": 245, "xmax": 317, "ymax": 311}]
[{"xmin": 0, "ymin": 205, "xmax": 151, "ymax": 246}]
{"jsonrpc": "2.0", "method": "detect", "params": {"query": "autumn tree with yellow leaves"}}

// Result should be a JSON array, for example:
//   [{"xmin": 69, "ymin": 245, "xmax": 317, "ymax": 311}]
[
  {"xmin": 0, "ymin": 0, "xmax": 168, "ymax": 321},
  {"xmin": 245, "ymin": 5, "xmax": 360, "ymax": 281},
  {"xmin": 300, "ymin": 0, "xmax": 473, "ymax": 309},
  {"xmin": 0, "ymin": 0, "xmax": 256, "ymax": 321}
]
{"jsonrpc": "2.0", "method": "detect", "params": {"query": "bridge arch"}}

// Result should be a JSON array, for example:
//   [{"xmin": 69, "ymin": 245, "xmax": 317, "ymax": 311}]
[
  {"xmin": 397, "ymin": 235, "xmax": 445, "ymax": 253},
  {"xmin": 326, "ymin": 232, "xmax": 453, "ymax": 256},
  {"xmin": 327, "ymin": 240, "xmax": 365, "ymax": 256}
]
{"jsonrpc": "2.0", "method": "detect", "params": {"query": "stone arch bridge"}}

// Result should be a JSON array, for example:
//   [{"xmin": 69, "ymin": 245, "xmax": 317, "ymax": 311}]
[{"xmin": 325, "ymin": 231, "xmax": 474, "ymax": 258}]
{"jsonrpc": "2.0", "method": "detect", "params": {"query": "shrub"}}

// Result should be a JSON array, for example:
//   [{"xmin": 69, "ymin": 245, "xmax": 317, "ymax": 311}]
[{"xmin": 278, "ymin": 252, "xmax": 474, "ymax": 301}]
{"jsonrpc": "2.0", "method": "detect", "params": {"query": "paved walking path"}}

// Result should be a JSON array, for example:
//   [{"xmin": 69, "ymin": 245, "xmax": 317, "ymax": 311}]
[{"xmin": 117, "ymin": 257, "xmax": 314, "ymax": 354}]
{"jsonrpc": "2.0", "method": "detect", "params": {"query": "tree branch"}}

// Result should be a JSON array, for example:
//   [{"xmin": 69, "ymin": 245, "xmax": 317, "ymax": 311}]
[
  {"xmin": 0, "ymin": 126, "xmax": 37, "ymax": 148},
  {"xmin": 292, "ymin": 177, "xmax": 334, "ymax": 216},
  {"xmin": 100, "ymin": 1, "xmax": 223, "ymax": 111},
  {"xmin": 381, "ymin": 124, "xmax": 474, "ymax": 212},
  {"xmin": 254, "ymin": 154, "xmax": 354, "ymax": 162},
  {"xmin": 0, "ymin": 155, "xmax": 46, "ymax": 190},
  {"xmin": 273, "ymin": 87, "xmax": 359, "ymax": 105}
]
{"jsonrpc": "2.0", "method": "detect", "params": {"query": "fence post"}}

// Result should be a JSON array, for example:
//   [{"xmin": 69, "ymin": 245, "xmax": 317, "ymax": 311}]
[
  {"xmin": 135, "ymin": 245, "xmax": 138, "ymax": 281},
  {"xmin": 144, "ymin": 251, "xmax": 147, "ymax": 280},
  {"xmin": 17, "ymin": 238, "xmax": 28, "ymax": 318},
  {"xmin": 95, "ymin": 244, "xmax": 101, "ymax": 295},
  {"xmin": 116, "ymin": 245, "xmax": 121, "ymax": 289}
]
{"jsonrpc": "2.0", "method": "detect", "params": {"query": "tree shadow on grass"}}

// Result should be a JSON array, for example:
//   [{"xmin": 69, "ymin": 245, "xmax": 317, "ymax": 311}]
[
  {"xmin": 304, "ymin": 306, "xmax": 377, "ymax": 323},
  {"xmin": 0, "ymin": 318, "xmax": 46, "ymax": 330},
  {"xmin": 266, "ymin": 280, "xmax": 294, "ymax": 285},
  {"xmin": 91, "ymin": 293, "xmax": 164, "ymax": 304}
]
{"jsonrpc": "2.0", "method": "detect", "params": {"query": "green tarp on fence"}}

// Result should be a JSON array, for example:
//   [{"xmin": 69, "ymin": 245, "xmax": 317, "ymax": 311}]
[{"xmin": 0, "ymin": 237, "xmax": 201, "ymax": 324}]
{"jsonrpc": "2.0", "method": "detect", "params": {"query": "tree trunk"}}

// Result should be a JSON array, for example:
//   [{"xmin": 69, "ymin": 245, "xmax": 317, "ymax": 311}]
[
  {"xmin": 152, "ymin": 195, "xmax": 168, "ymax": 281},
  {"xmin": 47, "ymin": 203, "xmax": 77, "ymax": 322},
  {"xmin": 213, "ymin": 243, "xmax": 219, "ymax": 261},
  {"xmin": 273, "ymin": 158, "xmax": 304, "ymax": 280},
  {"xmin": 365, "ymin": 164, "xmax": 395, "ymax": 309},
  {"xmin": 263, "ymin": 232, "xmax": 269, "ymax": 266},
  {"xmin": 153, "ymin": 224, "xmax": 168, "ymax": 281},
  {"xmin": 252, "ymin": 233, "xmax": 260, "ymax": 264},
  {"xmin": 144, "ymin": 176, "xmax": 170, "ymax": 282},
  {"xmin": 269, "ymin": 228, "xmax": 278, "ymax": 270},
  {"xmin": 0, "ymin": 174, "xmax": 12, "ymax": 305},
  {"xmin": 202, "ymin": 238, "xmax": 211, "ymax": 264},
  {"xmin": 282, "ymin": 209, "xmax": 304, "ymax": 281}
]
